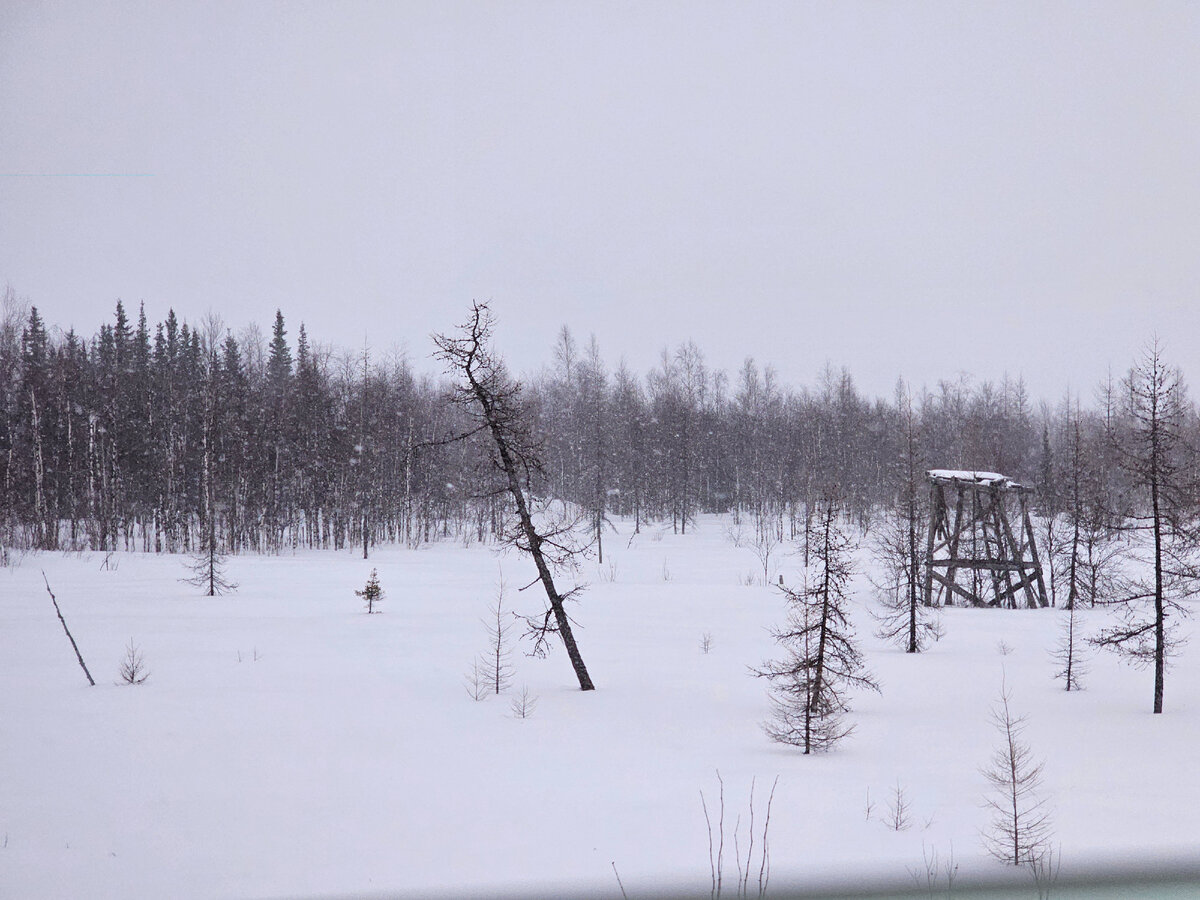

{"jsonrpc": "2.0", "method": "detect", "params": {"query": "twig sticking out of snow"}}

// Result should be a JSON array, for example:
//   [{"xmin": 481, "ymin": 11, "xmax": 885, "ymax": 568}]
[{"xmin": 42, "ymin": 570, "xmax": 94, "ymax": 687}]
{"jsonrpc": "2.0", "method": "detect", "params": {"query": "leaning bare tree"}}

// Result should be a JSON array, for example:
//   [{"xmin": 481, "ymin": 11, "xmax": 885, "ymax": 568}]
[
  {"xmin": 434, "ymin": 302, "xmax": 595, "ymax": 691},
  {"xmin": 1094, "ymin": 340, "xmax": 1198, "ymax": 714},
  {"xmin": 755, "ymin": 493, "xmax": 878, "ymax": 753}
]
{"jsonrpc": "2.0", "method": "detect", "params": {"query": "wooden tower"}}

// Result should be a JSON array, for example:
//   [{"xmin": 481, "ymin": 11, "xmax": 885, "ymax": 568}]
[{"xmin": 922, "ymin": 470, "xmax": 1048, "ymax": 609}]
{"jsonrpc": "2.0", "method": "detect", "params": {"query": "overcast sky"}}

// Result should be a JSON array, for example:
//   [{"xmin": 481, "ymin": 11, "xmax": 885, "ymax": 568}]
[{"xmin": 2, "ymin": 1, "xmax": 1198, "ymax": 400}]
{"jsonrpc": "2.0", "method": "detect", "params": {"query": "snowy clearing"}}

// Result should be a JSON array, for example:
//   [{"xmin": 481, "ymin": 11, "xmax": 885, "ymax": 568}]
[{"xmin": 2, "ymin": 516, "xmax": 1198, "ymax": 898}]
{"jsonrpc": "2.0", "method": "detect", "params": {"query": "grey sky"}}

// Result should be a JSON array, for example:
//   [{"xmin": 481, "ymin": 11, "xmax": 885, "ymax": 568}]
[{"xmin": 2, "ymin": 1, "xmax": 1198, "ymax": 400}]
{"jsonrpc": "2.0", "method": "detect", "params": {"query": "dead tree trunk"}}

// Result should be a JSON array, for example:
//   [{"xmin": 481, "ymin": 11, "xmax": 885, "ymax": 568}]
[{"xmin": 42, "ymin": 571, "xmax": 95, "ymax": 686}]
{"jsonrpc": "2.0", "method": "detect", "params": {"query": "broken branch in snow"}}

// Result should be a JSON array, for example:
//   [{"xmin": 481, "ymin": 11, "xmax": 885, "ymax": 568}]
[{"xmin": 42, "ymin": 570, "xmax": 95, "ymax": 687}]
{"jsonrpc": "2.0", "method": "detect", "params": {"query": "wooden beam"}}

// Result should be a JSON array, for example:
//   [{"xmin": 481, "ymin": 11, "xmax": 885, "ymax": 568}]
[
  {"xmin": 923, "ymin": 481, "xmax": 939, "ymax": 607},
  {"xmin": 943, "ymin": 484, "xmax": 966, "ymax": 605},
  {"xmin": 930, "ymin": 569, "xmax": 988, "ymax": 607},
  {"xmin": 1021, "ymin": 494, "xmax": 1050, "ymax": 607},
  {"xmin": 997, "ymin": 493, "xmax": 1039, "ymax": 609},
  {"xmin": 929, "ymin": 559, "xmax": 1029, "ymax": 571}
]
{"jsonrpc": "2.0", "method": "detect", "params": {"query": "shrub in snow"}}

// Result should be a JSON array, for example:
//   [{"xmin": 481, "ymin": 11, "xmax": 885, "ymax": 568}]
[
  {"xmin": 464, "ymin": 662, "xmax": 489, "ymax": 702},
  {"xmin": 884, "ymin": 781, "xmax": 912, "ymax": 831},
  {"xmin": 510, "ymin": 685, "xmax": 538, "ymax": 719},
  {"xmin": 699, "ymin": 770, "xmax": 778, "ymax": 899}
]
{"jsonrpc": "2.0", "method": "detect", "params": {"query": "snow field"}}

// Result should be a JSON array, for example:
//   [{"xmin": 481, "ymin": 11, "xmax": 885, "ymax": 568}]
[{"xmin": 1, "ymin": 516, "xmax": 1198, "ymax": 898}]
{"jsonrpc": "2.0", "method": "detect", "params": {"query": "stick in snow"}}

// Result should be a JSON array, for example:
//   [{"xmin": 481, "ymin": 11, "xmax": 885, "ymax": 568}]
[{"xmin": 42, "ymin": 570, "xmax": 95, "ymax": 686}]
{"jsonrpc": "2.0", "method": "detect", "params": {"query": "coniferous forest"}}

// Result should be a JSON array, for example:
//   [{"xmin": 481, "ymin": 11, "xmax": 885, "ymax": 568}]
[{"xmin": 0, "ymin": 290, "xmax": 1189, "ymax": 563}]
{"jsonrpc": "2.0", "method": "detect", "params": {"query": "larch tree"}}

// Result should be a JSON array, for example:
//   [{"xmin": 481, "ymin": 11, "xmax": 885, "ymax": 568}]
[
  {"xmin": 433, "ymin": 302, "xmax": 596, "ymax": 691},
  {"xmin": 873, "ymin": 378, "xmax": 941, "ymax": 652},
  {"xmin": 755, "ymin": 493, "xmax": 879, "ymax": 752},
  {"xmin": 578, "ymin": 335, "xmax": 610, "ymax": 564},
  {"xmin": 1094, "ymin": 340, "xmax": 1198, "ymax": 714},
  {"xmin": 479, "ymin": 569, "xmax": 515, "ymax": 694},
  {"xmin": 981, "ymin": 682, "xmax": 1053, "ymax": 865},
  {"xmin": 1052, "ymin": 601, "xmax": 1087, "ymax": 691}
]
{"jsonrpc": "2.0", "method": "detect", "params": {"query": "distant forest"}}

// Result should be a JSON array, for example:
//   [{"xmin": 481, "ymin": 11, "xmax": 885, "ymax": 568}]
[{"xmin": 0, "ymin": 289, "xmax": 1185, "ymax": 556}]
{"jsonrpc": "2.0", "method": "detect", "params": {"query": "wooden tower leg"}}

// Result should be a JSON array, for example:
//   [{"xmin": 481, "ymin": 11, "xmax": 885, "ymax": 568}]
[
  {"xmin": 991, "ymin": 491, "xmax": 1019, "ymax": 607},
  {"xmin": 923, "ymin": 482, "xmax": 940, "ymax": 607},
  {"xmin": 943, "ymin": 485, "xmax": 966, "ymax": 606},
  {"xmin": 1021, "ymin": 494, "xmax": 1050, "ymax": 607},
  {"xmin": 978, "ymin": 489, "xmax": 1005, "ymax": 607}
]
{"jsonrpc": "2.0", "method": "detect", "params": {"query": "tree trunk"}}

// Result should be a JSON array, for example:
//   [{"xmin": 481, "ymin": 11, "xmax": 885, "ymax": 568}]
[{"xmin": 467, "ymin": 370, "xmax": 595, "ymax": 691}]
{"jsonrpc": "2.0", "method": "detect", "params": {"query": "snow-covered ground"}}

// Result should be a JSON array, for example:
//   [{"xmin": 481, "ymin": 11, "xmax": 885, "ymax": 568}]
[{"xmin": 2, "ymin": 516, "xmax": 1198, "ymax": 898}]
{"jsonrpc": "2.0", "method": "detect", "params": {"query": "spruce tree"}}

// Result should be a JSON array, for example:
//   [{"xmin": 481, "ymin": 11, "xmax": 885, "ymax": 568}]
[{"xmin": 356, "ymin": 568, "xmax": 383, "ymax": 613}]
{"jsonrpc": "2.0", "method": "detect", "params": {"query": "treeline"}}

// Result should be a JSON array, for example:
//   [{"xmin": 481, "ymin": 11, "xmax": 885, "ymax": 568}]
[{"xmin": 0, "ymin": 291, "xmax": 1186, "ymax": 557}]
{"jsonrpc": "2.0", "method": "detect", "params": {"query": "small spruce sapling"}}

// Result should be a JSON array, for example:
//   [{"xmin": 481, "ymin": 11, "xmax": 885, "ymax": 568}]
[{"xmin": 356, "ymin": 568, "xmax": 384, "ymax": 613}]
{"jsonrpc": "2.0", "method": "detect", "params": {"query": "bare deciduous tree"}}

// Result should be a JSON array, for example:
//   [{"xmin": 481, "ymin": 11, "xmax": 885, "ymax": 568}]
[
  {"xmin": 118, "ymin": 639, "xmax": 150, "ymax": 685},
  {"xmin": 873, "ymin": 380, "xmax": 941, "ymax": 652},
  {"xmin": 510, "ymin": 684, "xmax": 538, "ymax": 719},
  {"xmin": 754, "ymin": 495, "xmax": 879, "ymax": 753},
  {"xmin": 981, "ymin": 683, "xmax": 1052, "ymax": 866},
  {"xmin": 1052, "ymin": 604, "xmax": 1087, "ymax": 691},
  {"xmin": 184, "ymin": 519, "xmax": 237, "ymax": 597},
  {"xmin": 1094, "ymin": 340, "xmax": 1198, "ymax": 713},
  {"xmin": 479, "ymin": 570, "xmax": 515, "ymax": 694},
  {"xmin": 434, "ymin": 303, "xmax": 595, "ymax": 691}
]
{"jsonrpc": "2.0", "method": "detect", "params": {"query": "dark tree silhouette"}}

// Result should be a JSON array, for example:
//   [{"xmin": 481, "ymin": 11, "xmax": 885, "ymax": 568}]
[
  {"xmin": 356, "ymin": 568, "xmax": 383, "ymax": 613},
  {"xmin": 184, "ymin": 517, "xmax": 237, "ymax": 596},
  {"xmin": 434, "ymin": 302, "xmax": 596, "ymax": 691}
]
